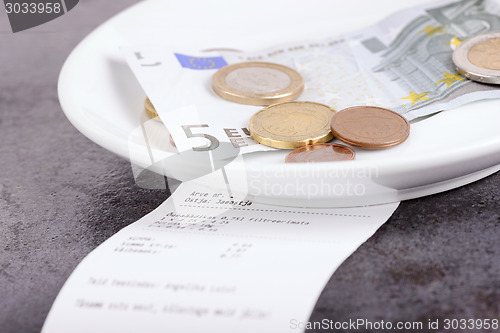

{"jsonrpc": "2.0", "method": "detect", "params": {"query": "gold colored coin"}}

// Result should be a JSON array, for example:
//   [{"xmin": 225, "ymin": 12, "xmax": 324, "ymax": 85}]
[
  {"xmin": 249, "ymin": 101, "xmax": 336, "ymax": 149},
  {"xmin": 144, "ymin": 97, "xmax": 162, "ymax": 122},
  {"xmin": 212, "ymin": 62, "xmax": 304, "ymax": 105}
]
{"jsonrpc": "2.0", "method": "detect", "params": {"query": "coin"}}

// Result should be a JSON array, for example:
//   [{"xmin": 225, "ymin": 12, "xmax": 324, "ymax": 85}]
[
  {"xmin": 285, "ymin": 143, "xmax": 355, "ymax": 163},
  {"xmin": 212, "ymin": 62, "xmax": 304, "ymax": 105},
  {"xmin": 452, "ymin": 31, "xmax": 500, "ymax": 84},
  {"xmin": 249, "ymin": 101, "xmax": 336, "ymax": 149},
  {"xmin": 144, "ymin": 97, "xmax": 162, "ymax": 122},
  {"xmin": 330, "ymin": 106, "xmax": 410, "ymax": 149}
]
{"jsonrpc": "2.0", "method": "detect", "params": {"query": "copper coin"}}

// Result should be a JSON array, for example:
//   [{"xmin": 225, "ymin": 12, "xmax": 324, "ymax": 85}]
[
  {"xmin": 330, "ymin": 106, "xmax": 410, "ymax": 149},
  {"xmin": 285, "ymin": 143, "xmax": 355, "ymax": 163}
]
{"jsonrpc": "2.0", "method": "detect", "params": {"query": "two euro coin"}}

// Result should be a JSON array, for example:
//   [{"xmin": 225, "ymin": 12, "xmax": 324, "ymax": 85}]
[{"xmin": 453, "ymin": 31, "xmax": 500, "ymax": 84}]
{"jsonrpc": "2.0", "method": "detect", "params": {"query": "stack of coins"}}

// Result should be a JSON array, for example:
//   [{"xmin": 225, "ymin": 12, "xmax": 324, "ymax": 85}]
[
  {"xmin": 211, "ymin": 61, "xmax": 353, "ymax": 162},
  {"xmin": 210, "ymin": 61, "xmax": 412, "ymax": 163},
  {"xmin": 143, "ymin": 60, "xmax": 413, "ymax": 163}
]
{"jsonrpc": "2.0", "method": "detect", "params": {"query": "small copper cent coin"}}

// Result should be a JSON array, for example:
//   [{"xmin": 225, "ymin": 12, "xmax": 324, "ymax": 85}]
[
  {"xmin": 212, "ymin": 62, "xmax": 304, "ymax": 105},
  {"xmin": 285, "ymin": 143, "xmax": 355, "ymax": 163},
  {"xmin": 452, "ymin": 31, "xmax": 500, "ymax": 84},
  {"xmin": 249, "ymin": 101, "xmax": 336, "ymax": 149},
  {"xmin": 330, "ymin": 106, "xmax": 410, "ymax": 149}
]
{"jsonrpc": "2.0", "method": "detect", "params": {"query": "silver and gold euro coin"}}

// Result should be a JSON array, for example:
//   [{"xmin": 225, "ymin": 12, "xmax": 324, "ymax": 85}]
[
  {"xmin": 453, "ymin": 31, "xmax": 500, "ymax": 84},
  {"xmin": 212, "ymin": 62, "xmax": 304, "ymax": 105}
]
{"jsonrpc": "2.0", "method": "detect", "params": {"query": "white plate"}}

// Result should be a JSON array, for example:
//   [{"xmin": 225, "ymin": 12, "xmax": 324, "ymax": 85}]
[{"xmin": 58, "ymin": 0, "xmax": 500, "ymax": 207}]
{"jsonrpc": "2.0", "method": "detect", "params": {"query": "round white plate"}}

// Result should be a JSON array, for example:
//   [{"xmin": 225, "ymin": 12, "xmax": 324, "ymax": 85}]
[{"xmin": 59, "ymin": 0, "xmax": 500, "ymax": 207}]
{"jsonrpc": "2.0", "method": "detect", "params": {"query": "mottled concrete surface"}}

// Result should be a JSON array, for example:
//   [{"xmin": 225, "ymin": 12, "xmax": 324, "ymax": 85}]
[{"xmin": 0, "ymin": 2, "xmax": 498, "ymax": 333}]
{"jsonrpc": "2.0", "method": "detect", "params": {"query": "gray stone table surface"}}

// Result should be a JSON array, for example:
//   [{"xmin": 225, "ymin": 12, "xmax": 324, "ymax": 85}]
[{"xmin": 0, "ymin": 2, "xmax": 499, "ymax": 333}]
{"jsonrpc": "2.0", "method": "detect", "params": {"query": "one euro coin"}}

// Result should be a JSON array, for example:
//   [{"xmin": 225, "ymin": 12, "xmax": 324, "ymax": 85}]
[{"xmin": 212, "ymin": 62, "xmax": 304, "ymax": 105}]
